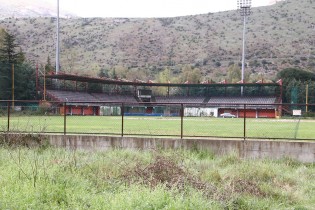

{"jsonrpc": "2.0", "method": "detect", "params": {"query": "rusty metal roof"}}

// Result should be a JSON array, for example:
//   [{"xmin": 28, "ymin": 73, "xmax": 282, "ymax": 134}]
[{"xmin": 44, "ymin": 73, "xmax": 280, "ymax": 87}]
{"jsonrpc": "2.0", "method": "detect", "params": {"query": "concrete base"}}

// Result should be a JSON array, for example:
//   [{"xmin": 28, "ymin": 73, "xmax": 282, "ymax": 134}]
[{"xmin": 44, "ymin": 134, "xmax": 315, "ymax": 163}]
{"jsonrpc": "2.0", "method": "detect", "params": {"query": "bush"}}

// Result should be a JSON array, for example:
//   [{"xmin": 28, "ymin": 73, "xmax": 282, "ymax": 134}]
[{"xmin": 303, "ymin": 112, "xmax": 315, "ymax": 117}]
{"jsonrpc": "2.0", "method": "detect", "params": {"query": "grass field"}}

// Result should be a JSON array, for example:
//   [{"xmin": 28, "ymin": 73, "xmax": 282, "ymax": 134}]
[
  {"xmin": 0, "ymin": 147, "xmax": 314, "ymax": 209},
  {"xmin": 1, "ymin": 115, "xmax": 315, "ymax": 139}
]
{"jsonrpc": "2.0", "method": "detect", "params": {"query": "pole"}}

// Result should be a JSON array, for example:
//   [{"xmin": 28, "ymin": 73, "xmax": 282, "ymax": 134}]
[
  {"xmin": 306, "ymin": 84, "xmax": 309, "ymax": 113},
  {"xmin": 11, "ymin": 64, "xmax": 14, "ymax": 110},
  {"xmin": 44, "ymin": 66, "xmax": 46, "ymax": 101},
  {"xmin": 7, "ymin": 101, "xmax": 10, "ymax": 131},
  {"xmin": 56, "ymin": 0, "xmax": 60, "ymax": 75},
  {"xmin": 36, "ymin": 62, "xmax": 38, "ymax": 92},
  {"xmin": 241, "ymin": 15, "xmax": 246, "ymax": 96},
  {"xmin": 280, "ymin": 80, "xmax": 283, "ymax": 117},
  {"xmin": 238, "ymin": 1, "xmax": 251, "ymax": 96},
  {"xmin": 243, "ymin": 104, "xmax": 246, "ymax": 141},
  {"xmin": 64, "ymin": 102, "xmax": 67, "ymax": 135},
  {"xmin": 180, "ymin": 104, "xmax": 184, "ymax": 139},
  {"xmin": 121, "ymin": 103, "xmax": 124, "ymax": 137}
]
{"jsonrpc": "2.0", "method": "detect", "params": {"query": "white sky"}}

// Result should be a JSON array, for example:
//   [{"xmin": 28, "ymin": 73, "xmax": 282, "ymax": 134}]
[{"xmin": 48, "ymin": 0, "xmax": 272, "ymax": 18}]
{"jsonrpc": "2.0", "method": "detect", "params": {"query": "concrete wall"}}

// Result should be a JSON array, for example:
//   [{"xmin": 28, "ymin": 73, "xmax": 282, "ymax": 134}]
[{"xmin": 45, "ymin": 134, "xmax": 315, "ymax": 163}]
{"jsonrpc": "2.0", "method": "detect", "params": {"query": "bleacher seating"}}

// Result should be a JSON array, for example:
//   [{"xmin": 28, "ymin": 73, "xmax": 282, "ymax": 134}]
[
  {"xmin": 46, "ymin": 90, "xmax": 138, "ymax": 103},
  {"xmin": 46, "ymin": 90, "xmax": 277, "ymax": 108},
  {"xmin": 91, "ymin": 93, "xmax": 138, "ymax": 103},
  {"xmin": 155, "ymin": 96, "xmax": 205, "ymax": 104},
  {"xmin": 47, "ymin": 90, "xmax": 99, "ymax": 102},
  {"xmin": 207, "ymin": 96, "xmax": 277, "ymax": 108}
]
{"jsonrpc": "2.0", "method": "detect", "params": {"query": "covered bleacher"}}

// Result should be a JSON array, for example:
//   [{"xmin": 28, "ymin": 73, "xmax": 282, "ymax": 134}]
[
  {"xmin": 46, "ymin": 90, "xmax": 138, "ymax": 103},
  {"xmin": 155, "ymin": 96, "xmax": 206, "ymax": 104},
  {"xmin": 41, "ymin": 73, "xmax": 282, "ymax": 117},
  {"xmin": 208, "ymin": 96, "xmax": 277, "ymax": 108}
]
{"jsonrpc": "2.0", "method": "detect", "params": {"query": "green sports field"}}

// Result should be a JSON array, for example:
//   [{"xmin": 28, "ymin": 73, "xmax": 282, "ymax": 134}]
[{"xmin": 1, "ymin": 115, "xmax": 315, "ymax": 139}]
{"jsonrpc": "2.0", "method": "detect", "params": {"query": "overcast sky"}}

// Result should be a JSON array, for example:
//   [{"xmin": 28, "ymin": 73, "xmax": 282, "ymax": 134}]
[{"xmin": 49, "ymin": 0, "xmax": 272, "ymax": 18}]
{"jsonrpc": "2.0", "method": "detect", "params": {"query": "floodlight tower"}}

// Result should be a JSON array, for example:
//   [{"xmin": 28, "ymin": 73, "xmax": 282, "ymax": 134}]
[
  {"xmin": 56, "ymin": 0, "xmax": 60, "ymax": 75},
  {"xmin": 237, "ymin": 0, "xmax": 251, "ymax": 96}
]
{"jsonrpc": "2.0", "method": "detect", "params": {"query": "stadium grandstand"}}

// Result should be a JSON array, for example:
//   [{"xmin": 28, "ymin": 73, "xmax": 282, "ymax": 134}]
[{"xmin": 41, "ymin": 72, "xmax": 282, "ymax": 118}]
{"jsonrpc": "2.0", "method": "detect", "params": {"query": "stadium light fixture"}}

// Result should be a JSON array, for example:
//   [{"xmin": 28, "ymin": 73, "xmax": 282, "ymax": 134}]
[{"xmin": 237, "ymin": 0, "xmax": 251, "ymax": 96}]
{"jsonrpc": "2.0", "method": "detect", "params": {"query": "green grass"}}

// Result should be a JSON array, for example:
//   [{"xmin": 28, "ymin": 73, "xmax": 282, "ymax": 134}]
[
  {"xmin": 0, "ymin": 146, "xmax": 314, "ymax": 209},
  {"xmin": 1, "ymin": 115, "xmax": 315, "ymax": 139}
]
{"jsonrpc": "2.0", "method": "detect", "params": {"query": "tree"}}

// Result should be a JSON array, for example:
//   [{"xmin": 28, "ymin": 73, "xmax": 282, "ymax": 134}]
[
  {"xmin": 0, "ymin": 64, "xmax": 11, "ymax": 100},
  {"xmin": 277, "ymin": 68, "xmax": 315, "ymax": 83},
  {"xmin": 98, "ymin": 68, "xmax": 110, "ymax": 78},
  {"xmin": 111, "ymin": 69, "xmax": 117, "ymax": 79},
  {"xmin": 111, "ymin": 65, "xmax": 127, "ymax": 79},
  {"xmin": 0, "ymin": 62, "xmax": 36, "ymax": 100},
  {"xmin": 180, "ymin": 65, "xmax": 201, "ymax": 83},
  {"xmin": 153, "ymin": 68, "xmax": 172, "ymax": 96},
  {"xmin": 227, "ymin": 64, "xmax": 241, "ymax": 83},
  {"xmin": 277, "ymin": 68, "xmax": 315, "ymax": 103},
  {"xmin": 0, "ymin": 31, "xmax": 36, "ymax": 100},
  {"xmin": 0, "ymin": 31, "xmax": 18, "ymax": 64},
  {"xmin": 87, "ymin": 82, "xmax": 102, "ymax": 93},
  {"xmin": 125, "ymin": 68, "xmax": 147, "ymax": 81},
  {"xmin": 16, "ymin": 47, "xmax": 26, "ymax": 64},
  {"xmin": 45, "ymin": 56, "xmax": 54, "ymax": 73},
  {"xmin": 14, "ymin": 63, "xmax": 36, "ymax": 100}
]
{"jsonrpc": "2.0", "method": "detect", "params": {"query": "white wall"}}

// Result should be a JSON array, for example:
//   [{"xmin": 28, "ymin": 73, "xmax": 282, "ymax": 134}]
[{"xmin": 184, "ymin": 107, "xmax": 218, "ymax": 117}]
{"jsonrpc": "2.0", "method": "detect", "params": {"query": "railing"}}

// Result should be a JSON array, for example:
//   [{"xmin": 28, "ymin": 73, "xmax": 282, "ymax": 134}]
[{"xmin": 0, "ymin": 100, "xmax": 315, "ymax": 141}]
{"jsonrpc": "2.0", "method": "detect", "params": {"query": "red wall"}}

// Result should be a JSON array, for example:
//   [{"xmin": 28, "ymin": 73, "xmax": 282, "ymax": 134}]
[
  {"xmin": 257, "ymin": 109, "xmax": 275, "ymax": 118},
  {"xmin": 72, "ymin": 107, "xmax": 82, "ymax": 115},
  {"xmin": 219, "ymin": 108, "xmax": 276, "ymax": 118},
  {"xmin": 60, "ymin": 106, "xmax": 100, "ymax": 116},
  {"xmin": 238, "ymin": 109, "xmax": 256, "ymax": 118},
  {"xmin": 84, "ymin": 107, "xmax": 94, "ymax": 115}
]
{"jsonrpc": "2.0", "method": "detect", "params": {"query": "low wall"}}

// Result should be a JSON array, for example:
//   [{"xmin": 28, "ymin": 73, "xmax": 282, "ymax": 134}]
[{"xmin": 45, "ymin": 134, "xmax": 315, "ymax": 163}]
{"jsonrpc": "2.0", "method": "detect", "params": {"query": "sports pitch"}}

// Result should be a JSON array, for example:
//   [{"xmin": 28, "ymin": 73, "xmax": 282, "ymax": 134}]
[{"xmin": 1, "ymin": 115, "xmax": 315, "ymax": 139}]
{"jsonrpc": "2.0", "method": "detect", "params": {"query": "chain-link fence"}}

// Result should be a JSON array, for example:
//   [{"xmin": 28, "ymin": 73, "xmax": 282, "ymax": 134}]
[{"xmin": 1, "ymin": 100, "xmax": 314, "ymax": 140}]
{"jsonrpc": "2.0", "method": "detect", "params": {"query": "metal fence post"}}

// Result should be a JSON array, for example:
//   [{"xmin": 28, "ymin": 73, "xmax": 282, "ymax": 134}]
[
  {"xmin": 180, "ymin": 103, "xmax": 184, "ymax": 139},
  {"xmin": 64, "ymin": 102, "xmax": 67, "ymax": 135},
  {"xmin": 121, "ymin": 103, "xmax": 124, "ymax": 137},
  {"xmin": 243, "ymin": 104, "xmax": 246, "ymax": 141},
  {"xmin": 7, "ymin": 101, "xmax": 10, "ymax": 132}
]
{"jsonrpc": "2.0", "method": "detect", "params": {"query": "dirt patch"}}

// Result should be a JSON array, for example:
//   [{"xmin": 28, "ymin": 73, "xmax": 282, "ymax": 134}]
[
  {"xmin": 121, "ymin": 155, "xmax": 214, "ymax": 193},
  {"xmin": 232, "ymin": 179, "xmax": 266, "ymax": 197},
  {"xmin": 219, "ymin": 178, "xmax": 267, "ymax": 200},
  {"xmin": 0, "ymin": 133, "xmax": 48, "ymax": 148},
  {"xmin": 120, "ymin": 154, "xmax": 270, "ymax": 201}
]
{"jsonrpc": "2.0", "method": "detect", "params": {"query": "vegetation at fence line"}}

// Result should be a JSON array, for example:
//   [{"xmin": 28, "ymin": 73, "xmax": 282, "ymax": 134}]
[
  {"xmin": 303, "ymin": 112, "xmax": 315, "ymax": 118},
  {"xmin": 277, "ymin": 68, "xmax": 315, "ymax": 105},
  {"xmin": 0, "ymin": 144, "xmax": 314, "ymax": 209},
  {"xmin": 0, "ymin": 132, "xmax": 49, "ymax": 148},
  {"xmin": 1, "ymin": 115, "xmax": 315, "ymax": 139}
]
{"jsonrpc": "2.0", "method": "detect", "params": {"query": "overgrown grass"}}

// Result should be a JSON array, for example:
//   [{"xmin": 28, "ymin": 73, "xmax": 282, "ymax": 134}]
[
  {"xmin": 0, "ymin": 144, "xmax": 314, "ymax": 209},
  {"xmin": 1, "ymin": 115, "xmax": 315, "ymax": 139}
]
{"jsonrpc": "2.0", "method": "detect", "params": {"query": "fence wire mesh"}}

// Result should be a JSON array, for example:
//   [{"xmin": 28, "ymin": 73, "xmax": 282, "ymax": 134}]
[{"xmin": 0, "ymin": 101, "xmax": 314, "ymax": 140}]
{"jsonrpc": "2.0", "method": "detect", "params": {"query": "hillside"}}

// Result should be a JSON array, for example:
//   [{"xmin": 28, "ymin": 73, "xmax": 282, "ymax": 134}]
[{"xmin": 0, "ymin": 0, "xmax": 314, "ymax": 82}]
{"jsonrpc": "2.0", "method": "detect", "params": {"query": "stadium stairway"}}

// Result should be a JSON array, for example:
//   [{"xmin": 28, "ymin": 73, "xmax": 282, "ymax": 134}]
[
  {"xmin": 282, "ymin": 105, "xmax": 292, "ymax": 115},
  {"xmin": 134, "ymin": 96, "xmax": 141, "ymax": 102},
  {"xmin": 150, "ymin": 96, "xmax": 156, "ymax": 102},
  {"xmin": 202, "ymin": 97, "xmax": 211, "ymax": 104}
]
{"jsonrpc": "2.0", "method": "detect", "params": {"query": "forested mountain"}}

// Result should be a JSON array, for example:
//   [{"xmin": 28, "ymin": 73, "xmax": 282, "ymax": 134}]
[{"xmin": 0, "ymin": 0, "xmax": 314, "ymax": 83}]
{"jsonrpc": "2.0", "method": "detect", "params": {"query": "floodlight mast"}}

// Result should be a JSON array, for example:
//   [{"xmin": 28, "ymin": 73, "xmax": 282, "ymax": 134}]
[
  {"xmin": 56, "ymin": 0, "xmax": 60, "ymax": 75},
  {"xmin": 237, "ymin": 0, "xmax": 251, "ymax": 96}
]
